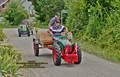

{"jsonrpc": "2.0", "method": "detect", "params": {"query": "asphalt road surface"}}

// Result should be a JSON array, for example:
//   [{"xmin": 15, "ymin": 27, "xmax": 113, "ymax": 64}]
[{"xmin": 3, "ymin": 28, "xmax": 120, "ymax": 77}]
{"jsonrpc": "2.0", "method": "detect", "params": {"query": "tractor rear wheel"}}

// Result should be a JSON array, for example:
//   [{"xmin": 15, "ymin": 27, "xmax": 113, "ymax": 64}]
[
  {"xmin": 75, "ymin": 46, "xmax": 82, "ymax": 64},
  {"xmin": 53, "ymin": 50, "xmax": 61, "ymax": 66},
  {"xmin": 19, "ymin": 33, "xmax": 21, "ymax": 37},
  {"xmin": 53, "ymin": 42, "xmax": 61, "ymax": 66},
  {"xmin": 28, "ymin": 31, "xmax": 30, "ymax": 36},
  {"xmin": 18, "ymin": 29, "xmax": 21, "ymax": 37}
]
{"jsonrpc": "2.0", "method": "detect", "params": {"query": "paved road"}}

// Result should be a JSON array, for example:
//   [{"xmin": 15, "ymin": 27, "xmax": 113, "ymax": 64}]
[{"xmin": 3, "ymin": 28, "xmax": 120, "ymax": 77}]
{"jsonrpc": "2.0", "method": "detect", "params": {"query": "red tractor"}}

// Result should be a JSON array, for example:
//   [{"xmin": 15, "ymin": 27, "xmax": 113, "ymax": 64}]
[{"xmin": 33, "ymin": 31, "xmax": 82, "ymax": 66}]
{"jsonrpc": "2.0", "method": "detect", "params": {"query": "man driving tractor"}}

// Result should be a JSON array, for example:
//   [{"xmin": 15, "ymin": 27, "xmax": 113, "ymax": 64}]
[
  {"xmin": 48, "ymin": 20, "xmax": 81, "ymax": 65},
  {"xmin": 49, "ymin": 20, "xmax": 72, "ymax": 46}
]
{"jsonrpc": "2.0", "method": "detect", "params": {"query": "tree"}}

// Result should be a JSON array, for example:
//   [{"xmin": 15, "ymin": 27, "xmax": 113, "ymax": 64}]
[
  {"xmin": 3, "ymin": 0, "xmax": 28, "ymax": 25},
  {"xmin": 32, "ymin": 0, "xmax": 65, "ymax": 23},
  {"xmin": 64, "ymin": 0, "xmax": 120, "ymax": 49}
]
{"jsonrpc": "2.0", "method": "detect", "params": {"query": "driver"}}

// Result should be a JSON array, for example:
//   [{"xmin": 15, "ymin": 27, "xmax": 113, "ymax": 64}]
[
  {"xmin": 49, "ymin": 20, "xmax": 66, "ymax": 37},
  {"xmin": 49, "ymin": 20, "xmax": 72, "ymax": 46}
]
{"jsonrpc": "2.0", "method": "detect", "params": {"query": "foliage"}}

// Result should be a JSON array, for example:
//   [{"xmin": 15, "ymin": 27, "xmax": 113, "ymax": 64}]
[
  {"xmin": 0, "ymin": 28, "xmax": 6, "ymax": 41},
  {"xmin": 64, "ymin": 0, "xmax": 87, "ymax": 37},
  {"xmin": 31, "ymin": 0, "xmax": 65, "ymax": 23},
  {"xmin": 0, "ymin": 45, "xmax": 21, "ymax": 77},
  {"xmin": 3, "ymin": 0, "xmax": 28, "ymax": 26},
  {"xmin": 0, "ymin": 27, "xmax": 21, "ymax": 77}
]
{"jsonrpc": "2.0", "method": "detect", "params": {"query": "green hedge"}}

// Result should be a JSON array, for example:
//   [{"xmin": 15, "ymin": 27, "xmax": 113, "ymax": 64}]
[
  {"xmin": 3, "ymin": 0, "xmax": 28, "ymax": 26},
  {"xmin": 0, "ymin": 45, "xmax": 21, "ymax": 77},
  {"xmin": 32, "ymin": 0, "xmax": 64, "ymax": 23}
]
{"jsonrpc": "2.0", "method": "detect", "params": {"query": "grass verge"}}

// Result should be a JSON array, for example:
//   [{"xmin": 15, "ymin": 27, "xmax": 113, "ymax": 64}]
[
  {"xmin": 80, "ymin": 40, "xmax": 120, "ymax": 63},
  {"xmin": 0, "ymin": 29, "xmax": 6, "ymax": 41},
  {"xmin": 0, "ymin": 22, "xmax": 18, "ymax": 28}
]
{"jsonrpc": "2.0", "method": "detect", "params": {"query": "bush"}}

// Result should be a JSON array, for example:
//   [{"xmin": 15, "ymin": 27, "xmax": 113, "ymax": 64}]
[
  {"xmin": 65, "ymin": 0, "xmax": 120, "ymax": 49},
  {"xmin": 0, "ymin": 45, "xmax": 21, "ymax": 77},
  {"xmin": 0, "ymin": 29, "xmax": 6, "ymax": 41},
  {"xmin": 64, "ymin": 0, "xmax": 87, "ymax": 36},
  {"xmin": 3, "ymin": 0, "xmax": 28, "ymax": 26},
  {"xmin": 32, "ymin": 0, "xmax": 65, "ymax": 23}
]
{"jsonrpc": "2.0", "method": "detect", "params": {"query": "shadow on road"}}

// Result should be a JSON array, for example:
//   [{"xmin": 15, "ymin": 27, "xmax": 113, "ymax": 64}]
[
  {"xmin": 38, "ymin": 53, "xmax": 52, "ymax": 58},
  {"xmin": 61, "ymin": 63, "xmax": 76, "ymax": 68}
]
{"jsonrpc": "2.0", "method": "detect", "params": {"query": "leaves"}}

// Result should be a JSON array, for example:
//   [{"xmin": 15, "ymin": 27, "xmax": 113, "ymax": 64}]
[
  {"xmin": 65, "ymin": 0, "xmax": 120, "ymax": 50},
  {"xmin": 32, "ymin": 0, "xmax": 64, "ymax": 22},
  {"xmin": 3, "ymin": 0, "xmax": 28, "ymax": 25},
  {"xmin": 0, "ymin": 45, "xmax": 21, "ymax": 77},
  {"xmin": 0, "ymin": 29, "xmax": 6, "ymax": 41}
]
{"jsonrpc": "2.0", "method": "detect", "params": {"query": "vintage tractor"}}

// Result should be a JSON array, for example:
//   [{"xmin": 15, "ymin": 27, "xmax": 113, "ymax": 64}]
[
  {"xmin": 18, "ymin": 24, "xmax": 30, "ymax": 37},
  {"xmin": 33, "ymin": 31, "xmax": 82, "ymax": 66}
]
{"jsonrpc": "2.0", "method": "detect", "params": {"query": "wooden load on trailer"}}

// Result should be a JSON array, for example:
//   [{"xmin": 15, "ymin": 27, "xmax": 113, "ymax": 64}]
[{"xmin": 36, "ymin": 31, "xmax": 53, "ymax": 47}]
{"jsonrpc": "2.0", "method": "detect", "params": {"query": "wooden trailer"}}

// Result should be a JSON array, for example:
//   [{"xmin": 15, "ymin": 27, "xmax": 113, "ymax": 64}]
[{"xmin": 33, "ymin": 31, "xmax": 53, "ymax": 56}]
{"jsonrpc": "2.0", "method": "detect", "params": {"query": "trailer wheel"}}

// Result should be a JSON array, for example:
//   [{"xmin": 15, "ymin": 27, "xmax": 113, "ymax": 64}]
[
  {"xmin": 75, "ymin": 45, "xmax": 82, "ymax": 64},
  {"xmin": 33, "ymin": 39, "xmax": 39, "ymax": 56}
]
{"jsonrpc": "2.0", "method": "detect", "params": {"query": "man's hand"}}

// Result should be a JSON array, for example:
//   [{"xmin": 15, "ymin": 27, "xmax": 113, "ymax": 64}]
[{"xmin": 61, "ymin": 32, "xmax": 66, "ymax": 36}]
